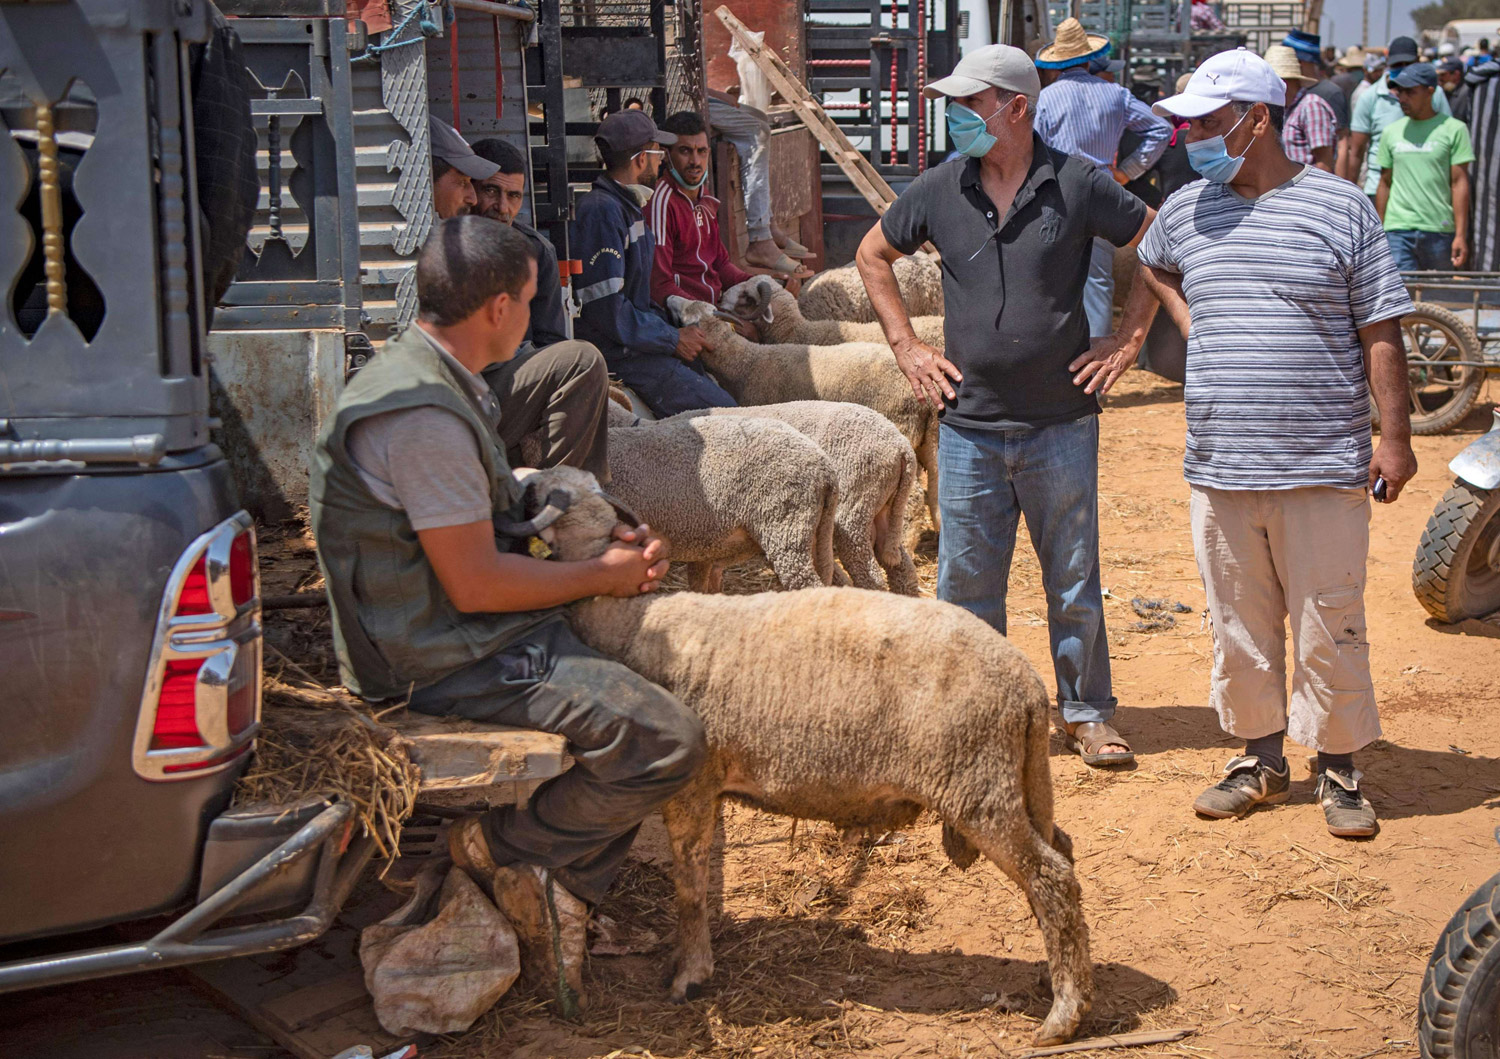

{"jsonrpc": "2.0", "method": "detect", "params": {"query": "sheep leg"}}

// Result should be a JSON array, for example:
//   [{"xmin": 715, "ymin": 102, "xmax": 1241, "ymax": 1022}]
[
  {"xmin": 963, "ymin": 820, "xmax": 1092, "ymax": 1046},
  {"xmin": 686, "ymin": 562, "xmax": 723, "ymax": 593},
  {"xmin": 833, "ymin": 519, "xmax": 886, "ymax": 591},
  {"xmin": 872, "ymin": 498, "xmax": 921, "ymax": 596},
  {"xmin": 660, "ymin": 776, "xmax": 722, "ymax": 1002},
  {"xmin": 918, "ymin": 420, "xmax": 941, "ymax": 533}
]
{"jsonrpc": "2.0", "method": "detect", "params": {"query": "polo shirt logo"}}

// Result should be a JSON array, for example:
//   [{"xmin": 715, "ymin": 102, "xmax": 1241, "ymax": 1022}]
[{"xmin": 1039, "ymin": 205, "xmax": 1063, "ymax": 243}]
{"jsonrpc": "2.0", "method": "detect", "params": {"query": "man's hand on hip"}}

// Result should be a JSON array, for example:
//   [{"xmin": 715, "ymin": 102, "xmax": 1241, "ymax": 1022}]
[
  {"xmin": 676, "ymin": 325, "xmax": 710, "ymax": 362},
  {"xmin": 892, "ymin": 335, "xmax": 961, "ymax": 408},
  {"xmin": 1369, "ymin": 440, "xmax": 1418, "ymax": 503},
  {"xmin": 1069, "ymin": 334, "xmax": 1140, "ymax": 396}
]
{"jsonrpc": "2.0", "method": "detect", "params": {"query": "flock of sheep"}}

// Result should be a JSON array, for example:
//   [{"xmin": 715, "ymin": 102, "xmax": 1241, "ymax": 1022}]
[{"xmin": 509, "ymin": 252, "xmax": 1096, "ymax": 1047}]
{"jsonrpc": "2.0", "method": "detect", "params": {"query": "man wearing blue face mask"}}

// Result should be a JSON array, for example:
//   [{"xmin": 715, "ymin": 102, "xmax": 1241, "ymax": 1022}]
[
  {"xmin": 857, "ymin": 43, "xmax": 1155, "ymax": 769},
  {"xmin": 1074, "ymin": 48, "xmax": 1418, "ymax": 839}
]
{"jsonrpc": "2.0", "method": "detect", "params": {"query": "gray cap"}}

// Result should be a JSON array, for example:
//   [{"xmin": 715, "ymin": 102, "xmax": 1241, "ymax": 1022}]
[
  {"xmin": 430, "ymin": 115, "xmax": 499, "ymax": 180},
  {"xmin": 924, "ymin": 44, "xmax": 1041, "ymax": 102},
  {"xmin": 594, "ymin": 109, "xmax": 676, "ymax": 156}
]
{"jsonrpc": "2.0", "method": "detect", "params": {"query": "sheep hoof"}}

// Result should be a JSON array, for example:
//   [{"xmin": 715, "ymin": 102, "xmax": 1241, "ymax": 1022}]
[
  {"xmin": 668, "ymin": 967, "xmax": 713, "ymax": 1003},
  {"xmin": 1033, "ymin": 996, "xmax": 1085, "ymax": 1046}
]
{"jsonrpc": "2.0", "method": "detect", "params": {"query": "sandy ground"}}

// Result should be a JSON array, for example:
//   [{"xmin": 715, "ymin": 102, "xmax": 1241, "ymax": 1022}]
[{"xmin": 254, "ymin": 373, "xmax": 1500, "ymax": 1059}]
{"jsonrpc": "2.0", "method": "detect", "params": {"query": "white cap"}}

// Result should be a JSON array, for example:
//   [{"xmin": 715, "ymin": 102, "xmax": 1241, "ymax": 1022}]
[
  {"xmin": 1153, "ymin": 47, "xmax": 1287, "ymax": 119},
  {"xmin": 1438, "ymin": 41, "xmax": 1457, "ymax": 56},
  {"xmin": 925, "ymin": 44, "xmax": 1041, "ymax": 102}
]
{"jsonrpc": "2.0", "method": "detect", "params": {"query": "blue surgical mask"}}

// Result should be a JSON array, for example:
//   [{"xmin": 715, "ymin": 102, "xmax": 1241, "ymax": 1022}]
[
  {"xmin": 1185, "ymin": 109, "xmax": 1252, "ymax": 183},
  {"xmin": 669, "ymin": 162, "xmax": 708, "ymax": 191},
  {"xmin": 946, "ymin": 102, "xmax": 1004, "ymax": 158}
]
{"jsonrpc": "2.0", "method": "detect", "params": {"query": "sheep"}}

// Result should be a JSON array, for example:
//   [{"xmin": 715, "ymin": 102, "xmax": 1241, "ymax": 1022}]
[
  {"xmin": 600, "ymin": 402, "xmax": 840, "ymax": 592},
  {"xmin": 721, "ymin": 275, "xmax": 946, "ymax": 348},
  {"xmin": 516, "ymin": 465, "xmax": 1093, "ymax": 1047},
  {"xmin": 797, "ymin": 250, "xmax": 944, "ymax": 323},
  {"xmin": 663, "ymin": 400, "xmax": 920, "ymax": 594},
  {"xmin": 668, "ymin": 297, "xmax": 941, "ymax": 531}
]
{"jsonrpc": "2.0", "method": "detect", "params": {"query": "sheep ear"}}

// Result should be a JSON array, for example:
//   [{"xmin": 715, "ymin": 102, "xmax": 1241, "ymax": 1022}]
[{"xmin": 597, "ymin": 489, "xmax": 641, "ymax": 527}]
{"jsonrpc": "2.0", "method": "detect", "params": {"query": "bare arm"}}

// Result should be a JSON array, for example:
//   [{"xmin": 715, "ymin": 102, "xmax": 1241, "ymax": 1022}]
[
  {"xmin": 1451, "ymin": 164, "xmax": 1470, "ymax": 268},
  {"xmin": 1125, "ymin": 208, "xmax": 1156, "ymax": 249},
  {"xmin": 1341, "ymin": 131, "xmax": 1370, "ymax": 183},
  {"xmin": 1375, "ymin": 168, "xmax": 1392, "ymax": 219},
  {"xmin": 1141, "ymin": 264, "xmax": 1190, "ymax": 339},
  {"xmin": 856, "ymin": 222, "xmax": 962, "ymax": 407},
  {"xmin": 417, "ymin": 520, "xmax": 670, "ymax": 613},
  {"xmin": 1070, "ymin": 264, "xmax": 1161, "ymax": 395},
  {"xmin": 1311, "ymin": 145, "xmax": 1335, "ymax": 174},
  {"xmin": 1361, "ymin": 315, "xmax": 1418, "ymax": 502}
]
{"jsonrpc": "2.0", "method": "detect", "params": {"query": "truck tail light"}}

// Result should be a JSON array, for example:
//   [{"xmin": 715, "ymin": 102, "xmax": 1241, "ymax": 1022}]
[{"xmin": 134, "ymin": 513, "xmax": 262, "ymax": 781}]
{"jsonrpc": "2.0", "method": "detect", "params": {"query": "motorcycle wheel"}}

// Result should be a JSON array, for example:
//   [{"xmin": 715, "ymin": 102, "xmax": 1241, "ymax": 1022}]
[
  {"xmin": 1413, "ymin": 481, "xmax": 1500, "ymax": 624},
  {"xmin": 1420, "ymin": 869, "xmax": 1500, "ymax": 1058},
  {"xmin": 1374, "ymin": 305, "xmax": 1485, "ymax": 436}
]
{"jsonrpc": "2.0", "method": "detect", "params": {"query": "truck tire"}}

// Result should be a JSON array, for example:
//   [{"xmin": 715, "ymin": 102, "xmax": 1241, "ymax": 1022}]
[
  {"xmin": 1419, "ymin": 869, "xmax": 1500, "ymax": 1059},
  {"xmin": 1413, "ymin": 481, "xmax": 1500, "ymax": 624},
  {"xmin": 1395, "ymin": 304, "xmax": 1485, "ymax": 437}
]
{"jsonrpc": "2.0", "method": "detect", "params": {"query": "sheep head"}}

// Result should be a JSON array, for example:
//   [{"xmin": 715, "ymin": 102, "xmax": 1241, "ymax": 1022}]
[
  {"xmin": 502, "ymin": 466, "xmax": 638, "ymax": 562},
  {"xmin": 665, "ymin": 294, "xmax": 721, "ymax": 329},
  {"xmin": 718, "ymin": 275, "xmax": 782, "ymax": 325}
]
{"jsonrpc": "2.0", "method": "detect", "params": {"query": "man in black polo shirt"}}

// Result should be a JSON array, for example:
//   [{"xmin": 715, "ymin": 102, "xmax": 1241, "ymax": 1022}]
[{"xmin": 857, "ymin": 43, "xmax": 1153, "ymax": 767}]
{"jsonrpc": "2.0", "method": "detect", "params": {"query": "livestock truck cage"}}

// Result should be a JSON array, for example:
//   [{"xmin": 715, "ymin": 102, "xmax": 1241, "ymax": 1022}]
[{"xmin": 210, "ymin": 0, "xmax": 706, "ymax": 519}]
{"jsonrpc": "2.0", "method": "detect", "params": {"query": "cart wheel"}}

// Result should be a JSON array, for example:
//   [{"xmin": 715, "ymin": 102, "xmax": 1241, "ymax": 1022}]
[
  {"xmin": 1418, "ymin": 868, "xmax": 1500, "ymax": 1058},
  {"xmin": 1382, "ymin": 305, "xmax": 1486, "ymax": 436},
  {"xmin": 1413, "ymin": 480, "xmax": 1500, "ymax": 624}
]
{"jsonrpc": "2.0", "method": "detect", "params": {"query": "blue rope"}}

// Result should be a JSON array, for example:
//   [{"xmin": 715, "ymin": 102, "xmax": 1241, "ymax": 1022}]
[{"xmin": 351, "ymin": 1, "xmax": 445, "ymax": 63}]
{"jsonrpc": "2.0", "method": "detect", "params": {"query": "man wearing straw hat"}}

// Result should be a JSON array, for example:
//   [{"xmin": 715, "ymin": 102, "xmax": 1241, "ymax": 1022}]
[
  {"xmin": 1075, "ymin": 48, "xmax": 1418, "ymax": 838},
  {"xmin": 1035, "ymin": 18, "xmax": 1171, "ymax": 338},
  {"xmin": 1332, "ymin": 46, "xmax": 1368, "ymax": 102},
  {"xmin": 856, "ymin": 44, "xmax": 1155, "ymax": 768},
  {"xmin": 1266, "ymin": 44, "xmax": 1338, "ymax": 172}
]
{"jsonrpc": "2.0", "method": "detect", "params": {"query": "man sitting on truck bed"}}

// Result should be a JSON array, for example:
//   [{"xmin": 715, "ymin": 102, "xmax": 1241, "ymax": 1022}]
[
  {"xmin": 309, "ymin": 217, "xmax": 706, "ymax": 1013},
  {"xmin": 429, "ymin": 116, "xmax": 612, "ymax": 482}
]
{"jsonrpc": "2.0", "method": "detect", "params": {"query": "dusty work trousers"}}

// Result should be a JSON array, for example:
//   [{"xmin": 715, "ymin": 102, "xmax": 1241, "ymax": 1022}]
[
  {"xmin": 484, "ymin": 339, "xmax": 612, "ymax": 483},
  {"xmin": 1190, "ymin": 485, "xmax": 1381, "ymax": 754},
  {"xmin": 407, "ymin": 617, "xmax": 706, "ymax": 906},
  {"xmin": 707, "ymin": 98, "xmax": 772, "ymax": 243}
]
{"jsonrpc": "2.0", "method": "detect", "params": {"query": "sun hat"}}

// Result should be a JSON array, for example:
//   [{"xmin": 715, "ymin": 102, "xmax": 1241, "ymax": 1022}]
[
  {"xmin": 1036, "ymin": 18, "xmax": 1111, "ymax": 70},
  {"xmin": 1281, "ymin": 29, "xmax": 1322, "ymax": 62},
  {"xmin": 1336, "ymin": 45, "xmax": 1367, "ymax": 68},
  {"xmin": 924, "ymin": 43, "xmax": 1042, "ymax": 101},
  {"xmin": 1153, "ymin": 47, "xmax": 1286, "ymax": 118},
  {"xmin": 1175, "ymin": 71, "xmax": 1195, "ymax": 93},
  {"xmin": 1265, "ymin": 44, "xmax": 1314, "ymax": 84}
]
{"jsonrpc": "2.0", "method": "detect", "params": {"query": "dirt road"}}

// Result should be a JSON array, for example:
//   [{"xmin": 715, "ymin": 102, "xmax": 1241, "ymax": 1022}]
[{"xmin": 429, "ymin": 376, "xmax": 1500, "ymax": 1059}]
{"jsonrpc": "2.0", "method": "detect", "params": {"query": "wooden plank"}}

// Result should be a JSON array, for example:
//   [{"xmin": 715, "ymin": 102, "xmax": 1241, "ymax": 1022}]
[{"xmin": 384, "ymin": 714, "xmax": 571, "ymax": 793}]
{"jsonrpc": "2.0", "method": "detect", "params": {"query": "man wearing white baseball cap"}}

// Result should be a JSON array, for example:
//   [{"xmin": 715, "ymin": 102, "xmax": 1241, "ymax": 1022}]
[
  {"xmin": 857, "ymin": 43, "xmax": 1155, "ymax": 773},
  {"xmin": 1072, "ymin": 48, "xmax": 1418, "ymax": 838}
]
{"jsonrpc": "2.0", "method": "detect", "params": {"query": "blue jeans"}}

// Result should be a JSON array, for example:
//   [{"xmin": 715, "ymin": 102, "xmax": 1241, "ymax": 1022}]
[
  {"xmin": 607, "ymin": 350, "xmax": 737, "ymax": 417},
  {"xmin": 1385, "ymin": 229, "xmax": 1454, "ymax": 271},
  {"xmin": 936, "ymin": 415, "xmax": 1116, "ymax": 726},
  {"xmin": 1082, "ymin": 237, "xmax": 1115, "ymax": 338}
]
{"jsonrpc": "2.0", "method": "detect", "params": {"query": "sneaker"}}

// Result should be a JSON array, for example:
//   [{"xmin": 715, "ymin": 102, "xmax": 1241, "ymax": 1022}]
[
  {"xmin": 1315, "ymin": 768, "xmax": 1378, "ymax": 838},
  {"xmin": 1193, "ymin": 755, "xmax": 1291, "ymax": 819},
  {"xmin": 448, "ymin": 818, "xmax": 590, "ymax": 1016}
]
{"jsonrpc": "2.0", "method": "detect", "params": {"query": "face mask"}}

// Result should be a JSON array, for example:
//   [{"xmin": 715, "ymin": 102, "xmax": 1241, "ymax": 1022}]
[
  {"xmin": 947, "ymin": 102, "xmax": 1005, "ymax": 158},
  {"xmin": 669, "ymin": 162, "xmax": 708, "ymax": 191},
  {"xmin": 1185, "ymin": 108, "xmax": 1253, "ymax": 183}
]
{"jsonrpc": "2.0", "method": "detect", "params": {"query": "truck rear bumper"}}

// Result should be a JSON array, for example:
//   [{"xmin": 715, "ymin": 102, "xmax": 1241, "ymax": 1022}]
[{"xmin": 0, "ymin": 800, "xmax": 372, "ymax": 994}]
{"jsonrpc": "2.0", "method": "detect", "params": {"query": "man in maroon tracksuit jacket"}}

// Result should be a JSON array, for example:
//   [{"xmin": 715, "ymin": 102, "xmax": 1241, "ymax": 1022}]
[{"xmin": 646, "ymin": 110, "xmax": 753, "ymax": 310}]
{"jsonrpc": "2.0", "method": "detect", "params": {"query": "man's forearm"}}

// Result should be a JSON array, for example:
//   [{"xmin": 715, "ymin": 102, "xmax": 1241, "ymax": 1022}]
[
  {"xmin": 1140, "ymin": 265, "xmax": 1190, "ymax": 338},
  {"xmin": 1114, "ymin": 269, "xmax": 1161, "ymax": 355},
  {"xmin": 1453, "ymin": 171, "xmax": 1470, "ymax": 243},
  {"xmin": 1364, "ymin": 317, "xmax": 1411, "ymax": 442},
  {"xmin": 456, "ymin": 551, "xmax": 613, "ymax": 613},
  {"xmin": 856, "ymin": 242, "xmax": 915, "ymax": 347}
]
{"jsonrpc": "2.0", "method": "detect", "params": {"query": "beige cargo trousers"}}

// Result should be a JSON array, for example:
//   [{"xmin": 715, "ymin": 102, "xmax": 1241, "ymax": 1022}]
[{"xmin": 1190, "ymin": 484, "xmax": 1381, "ymax": 754}]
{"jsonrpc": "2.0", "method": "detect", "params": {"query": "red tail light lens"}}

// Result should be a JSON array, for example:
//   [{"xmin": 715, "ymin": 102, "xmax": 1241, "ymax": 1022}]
[
  {"xmin": 229, "ymin": 532, "xmax": 255, "ymax": 606},
  {"xmin": 152, "ymin": 658, "xmax": 206, "ymax": 749},
  {"xmin": 176, "ymin": 558, "xmax": 212, "ymax": 617}
]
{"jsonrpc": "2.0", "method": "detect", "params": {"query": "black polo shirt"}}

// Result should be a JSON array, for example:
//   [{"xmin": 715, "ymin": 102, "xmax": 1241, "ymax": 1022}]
[{"xmin": 881, "ymin": 135, "xmax": 1147, "ymax": 430}]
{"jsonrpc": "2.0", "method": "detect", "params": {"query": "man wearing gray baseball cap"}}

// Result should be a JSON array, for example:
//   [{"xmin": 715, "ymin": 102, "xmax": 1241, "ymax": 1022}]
[
  {"xmin": 1092, "ymin": 48, "xmax": 1418, "ymax": 838},
  {"xmin": 430, "ymin": 114, "xmax": 498, "ymax": 219},
  {"xmin": 857, "ymin": 43, "xmax": 1154, "ymax": 773}
]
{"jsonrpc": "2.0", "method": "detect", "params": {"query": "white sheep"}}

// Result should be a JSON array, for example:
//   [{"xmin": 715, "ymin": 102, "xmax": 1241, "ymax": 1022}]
[
  {"xmin": 668, "ymin": 297, "xmax": 941, "ymax": 531},
  {"xmin": 797, "ymin": 249, "xmax": 943, "ymax": 323},
  {"xmin": 602, "ymin": 403, "xmax": 840, "ymax": 592},
  {"xmin": 721, "ymin": 275, "xmax": 946, "ymax": 348},
  {"xmin": 520, "ymin": 466, "xmax": 1092, "ymax": 1047},
  {"xmin": 663, "ymin": 400, "xmax": 920, "ymax": 594}
]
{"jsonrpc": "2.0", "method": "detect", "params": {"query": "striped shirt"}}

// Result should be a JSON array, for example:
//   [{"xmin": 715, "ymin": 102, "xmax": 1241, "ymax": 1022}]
[
  {"xmin": 1035, "ymin": 68, "xmax": 1172, "ymax": 180},
  {"xmin": 1135, "ymin": 167, "xmax": 1413, "ymax": 491},
  {"xmin": 1283, "ymin": 88, "xmax": 1337, "ymax": 166}
]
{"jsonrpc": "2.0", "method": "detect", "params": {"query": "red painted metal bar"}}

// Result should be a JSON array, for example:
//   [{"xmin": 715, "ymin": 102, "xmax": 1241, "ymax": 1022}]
[
  {"xmin": 449, "ymin": 16, "xmax": 461, "ymax": 128},
  {"xmin": 493, "ymin": 15, "xmax": 504, "ymax": 120},
  {"xmin": 822, "ymin": 102, "xmax": 872, "ymax": 109},
  {"xmin": 888, "ymin": 0, "xmax": 898, "ymax": 165},
  {"xmin": 916, "ymin": 0, "xmax": 926, "ymax": 170},
  {"xmin": 808, "ymin": 58, "xmax": 872, "ymax": 66}
]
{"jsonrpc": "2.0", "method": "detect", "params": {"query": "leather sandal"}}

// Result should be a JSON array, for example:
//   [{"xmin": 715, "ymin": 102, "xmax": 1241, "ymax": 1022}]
[{"xmin": 1064, "ymin": 721, "xmax": 1135, "ymax": 767}]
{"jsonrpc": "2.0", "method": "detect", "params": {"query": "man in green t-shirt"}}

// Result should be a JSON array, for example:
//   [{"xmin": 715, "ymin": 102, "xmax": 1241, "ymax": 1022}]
[{"xmin": 1375, "ymin": 62, "xmax": 1474, "ymax": 270}]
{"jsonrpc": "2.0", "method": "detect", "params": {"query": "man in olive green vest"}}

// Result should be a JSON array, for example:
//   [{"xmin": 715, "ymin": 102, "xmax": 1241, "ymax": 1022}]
[{"xmin": 310, "ymin": 217, "xmax": 705, "ymax": 1015}]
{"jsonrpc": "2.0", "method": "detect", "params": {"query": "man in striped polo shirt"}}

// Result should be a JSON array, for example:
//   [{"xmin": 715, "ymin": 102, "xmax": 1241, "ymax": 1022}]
[{"xmin": 1070, "ymin": 49, "xmax": 1418, "ymax": 838}]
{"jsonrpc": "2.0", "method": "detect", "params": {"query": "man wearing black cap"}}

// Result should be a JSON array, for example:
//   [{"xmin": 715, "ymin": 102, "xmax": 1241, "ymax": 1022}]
[
  {"xmin": 570, "ymin": 110, "xmax": 735, "ymax": 417},
  {"xmin": 1376, "ymin": 62, "xmax": 1473, "ymax": 270},
  {"xmin": 1346, "ymin": 36, "xmax": 1451, "ymax": 197},
  {"xmin": 425, "ymin": 117, "xmax": 613, "ymax": 484}
]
